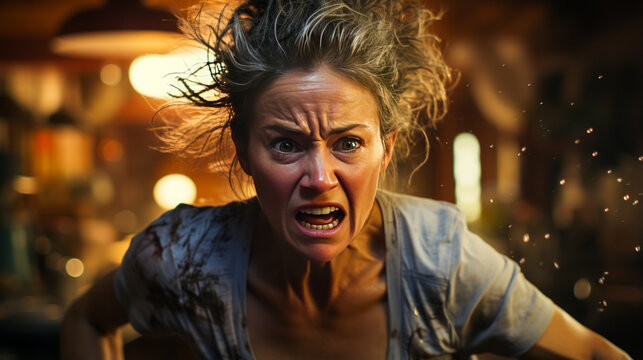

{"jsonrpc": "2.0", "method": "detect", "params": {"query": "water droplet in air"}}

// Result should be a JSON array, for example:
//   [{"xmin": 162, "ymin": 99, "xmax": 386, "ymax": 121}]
[
  {"xmin": 607, "ymin": 169, "xmax": 613, "ymax": 174},
  {"xmin": 523, "ymin": 234, "xmax": 530, "ymax": 243},
  {"xmin": 544, "ymin": 233, "xmax": 551, "ymax": 239},
  {"xmin": 635, "ymin": 245, "xmax": 641, "ymax": 252},
  {"xmin": 501, "ymin": 63, "xmax": 506, "ymax": 67},
  {"xmin": 598, "ymin": 277, "xmax": 605, "ymax": 285},
  {"xmin": 527, "ymin": 82, "xmax": 532, "ymax": 87},
  {"xmin": 559, "ymin": 179, "xmax": 566, "ymax": 185},
  {"xmin": 465, "ymin": 83, "xmax": 470, "ymax": 87},
  {"xmin": 489, "ymin": 144, "xmax": 495, "ymax": 149},
  {"xmin": 633, "ymin": 200, "xmax": 639, "ymax": 206},
  {"xmin": 508, "ymin": 224, "xmax": 513, "ymax": 228},
  {"xmin": 600, "ymin": 299, "xmax": 607, "ymax": 307},
  {"xmin": 519, "ymin": 258, "xmax": 526, "ymax": 264},
  {"xmin": 617, "ymin": 178, "xmax": 623, "ymax": 183},
  {"xmin": 604, "ymin": 208, "xmax": 610, "ymax": 212},
  {"xmin": 624, "ymin": 194, "xmax": 630, "ymax": 201},
  {"xmin": 521, "ymin": 146, "xmax": 527, "ymax": 152},
  {"xmin": 598, "ymin": 75, "xmax": 604, "ymax": 79},
  {"xmin": 603, "ymin": 271, "xmax": 609, "ymax": 276},
  {"xmin": 570, "ymin": 102, "xmax": 575, "ymax": 106},
  {"xmin": 498, "ymin": 90, "xmax": 503, "ymax": 94},
  {"xmin": 539, "ymin": 101, "xmax": 544, "ymax": 105},
  {"xmin": 592, "ymin": 151, "xmax": 598, "ymax": 157},
  {"xmin": 554, "ymin": 262, "xmax": 559, "ymax": 269},
  {"xmin": 586, "ymin": 128, "xmax": 594, "ymax": 134},
  {"xmin": 574, "ymin": 139, "xmax": 580, "ymax": 144},
  {"xmin": 638, "ymin": 156, "xmax": 643, "ymax": 161},
  {"xmin": 489, "ymin": 198, "xmax": 494, "ymax": 203}
]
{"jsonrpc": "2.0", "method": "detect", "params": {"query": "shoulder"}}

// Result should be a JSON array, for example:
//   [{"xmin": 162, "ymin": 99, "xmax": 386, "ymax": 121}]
[
  {"xmin": 121, "ymin": 199, "xmax": 256, "ymax": 285},
  {"xmin": 113, "ymin": 200, "xmax": 256, "ymax": 333},
  {"xmin": 131, "ymin": 200, "xmax": 250, "ymax": 255},
  {"xmin": 380, "ymin": 191, "xmax": 460, "ymax": 225},
  {"xmin": 378, "ymin": 190, "xmax": 464, "ymax": 247},
  {"xmin": 378, "ymin": 191, "xmax": 466, "ymax": 279}
]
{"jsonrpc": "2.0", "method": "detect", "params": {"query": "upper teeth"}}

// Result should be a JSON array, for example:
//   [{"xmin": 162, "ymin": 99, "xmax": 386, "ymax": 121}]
[{"xmin": 300, "ymin": 206, "xmax": 339, "ymax": 215}]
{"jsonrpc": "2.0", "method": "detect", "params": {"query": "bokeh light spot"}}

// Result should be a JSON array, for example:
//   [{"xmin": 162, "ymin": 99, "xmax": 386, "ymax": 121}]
[
  {"xmin": 65, "ymin": 258, "xmax": 84, "ymax": 278},
  {"xmin": 99, "ymin": 138, "xmax": 124, "ymax": 162},
  {"xmin": 153, "ymin": 173, "xmax": 197, "ymax": 210},
  {"xmin": 573, "ymin": 278, "xmax": 591, "ymax": 300},
  {"xmin": 100, "ymin": 64, "xmax": 122, "ymax": 86}
]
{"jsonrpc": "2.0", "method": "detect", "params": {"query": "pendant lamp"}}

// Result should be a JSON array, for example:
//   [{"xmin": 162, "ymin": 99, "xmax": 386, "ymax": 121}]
[{"xmin": 51, "ymin": 0, "xmax": 180, "ymax": 58}]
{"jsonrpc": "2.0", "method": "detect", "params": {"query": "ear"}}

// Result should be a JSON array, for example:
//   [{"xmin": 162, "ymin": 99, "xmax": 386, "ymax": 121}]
[
  {"xmin": 233, "ymin": 137, "xmax": 252, "ymax": 176},
  {"xmin": 380, "ymin": 130, "xmax": 397, "ymax": 173}
]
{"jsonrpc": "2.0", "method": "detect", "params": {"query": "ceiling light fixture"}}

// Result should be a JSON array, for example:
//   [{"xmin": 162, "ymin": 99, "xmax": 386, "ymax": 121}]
[{"xmin": 51, "ymin": 0, "xmax": 181, "ymax": 58}]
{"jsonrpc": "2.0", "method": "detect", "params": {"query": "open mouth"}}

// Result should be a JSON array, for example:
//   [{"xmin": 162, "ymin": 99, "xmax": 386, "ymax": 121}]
[{"xmin": 295, "ymin": 206, "xmax": 345, "ymax": 230}]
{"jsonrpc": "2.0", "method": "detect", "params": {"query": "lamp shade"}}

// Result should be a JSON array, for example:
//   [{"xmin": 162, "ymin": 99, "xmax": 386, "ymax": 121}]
[{"xmin": 51, "ymin": 0, "xmax": 181, "ymax": 58}]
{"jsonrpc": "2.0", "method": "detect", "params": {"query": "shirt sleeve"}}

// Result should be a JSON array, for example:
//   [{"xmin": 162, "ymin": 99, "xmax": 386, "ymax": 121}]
[
  {"xmin": 113, "ymin": 208, "xmax": 183, "ymax": 336},
  {"xmin": 445, "ymin": 213, "xmax": 554, "ymax": 357}
]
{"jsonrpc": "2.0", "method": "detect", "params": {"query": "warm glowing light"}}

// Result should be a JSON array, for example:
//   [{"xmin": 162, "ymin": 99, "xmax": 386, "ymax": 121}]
[
  {"xmin": 52, "ymin": 31, "xmax": 181, "ymax": 58},
  {"xmin": 13, "ymin": 175, "xmax": 39, "ymax": 194},
  {"xmin": 99, "ymin": 138, "xmax": 124, "ymax": 162},
  {"xmin": 153, "ymin": 173, "xmax": 197, "ymax": 210},
  {"xmin": 7, "ymin": 66, "xmax": 63, "ymax": 118},
  {"xmin": 100, "ymin": 64, "xmax": 122, "ymax": 86},
  {"xmin": 454, "ymin": 133, "xmax": 481, "ymax": 222},
  {"xmin": 65, "ymin": 258, "xmax": 85, "ymax": 278},
  {"xmin": 129, "ymin": 48, "xmax": 219, "ymax": 99}
]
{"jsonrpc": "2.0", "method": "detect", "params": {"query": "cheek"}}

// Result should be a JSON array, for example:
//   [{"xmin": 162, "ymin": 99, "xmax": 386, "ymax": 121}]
[
  {"xmin": 339, "ymin": 153, "xmax": 384, "ymax": 210},
  {"xmin": 251, "ymin": 161, "xmax": 300, "ymax": 207}
]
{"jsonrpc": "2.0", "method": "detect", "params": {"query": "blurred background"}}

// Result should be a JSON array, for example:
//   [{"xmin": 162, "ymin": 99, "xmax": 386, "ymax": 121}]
[{"xmin": 0, "ymin": 0, "xmax": 641, "ymax": 359}]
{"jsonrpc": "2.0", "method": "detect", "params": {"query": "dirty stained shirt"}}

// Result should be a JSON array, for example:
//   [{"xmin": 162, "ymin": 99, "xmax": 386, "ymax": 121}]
[{"xmin": 113, "ymin": 191, "xmax": 554, "ymax": 359}]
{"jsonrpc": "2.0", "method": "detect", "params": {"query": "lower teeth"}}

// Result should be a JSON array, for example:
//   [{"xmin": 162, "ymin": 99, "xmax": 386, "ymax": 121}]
[{"xmin": 300, "ymin": 218, "xmax": 340, "ymax": 230}]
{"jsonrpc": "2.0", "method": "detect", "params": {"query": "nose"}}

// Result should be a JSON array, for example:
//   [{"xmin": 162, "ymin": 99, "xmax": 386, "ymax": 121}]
[{"xmin": 300, "ymin": 146, "xmax": 338, "ymax": 193}]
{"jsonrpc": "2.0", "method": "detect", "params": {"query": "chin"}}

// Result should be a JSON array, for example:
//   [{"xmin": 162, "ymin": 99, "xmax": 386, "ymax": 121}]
[{"xmin": 300, "ymin": 243, "xmax": 345, "ymax": 263}]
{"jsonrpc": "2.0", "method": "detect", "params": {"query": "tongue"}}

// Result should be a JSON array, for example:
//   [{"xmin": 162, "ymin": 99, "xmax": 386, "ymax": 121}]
[{"xmin": 300, "ymin": 213, "xmax": 336, "ymax": 225}]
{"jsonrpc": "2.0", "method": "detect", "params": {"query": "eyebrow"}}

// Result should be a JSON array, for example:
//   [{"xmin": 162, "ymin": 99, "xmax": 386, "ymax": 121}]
[{"xmin": 263, "ymin": 123, "xmax": 367, "ymax": 136}]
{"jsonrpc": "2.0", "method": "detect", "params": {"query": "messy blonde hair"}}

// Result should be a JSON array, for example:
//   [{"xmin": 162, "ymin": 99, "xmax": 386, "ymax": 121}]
[{"xmin": 154, "ymin": 0, "xmax": 452, "ymax": 196}]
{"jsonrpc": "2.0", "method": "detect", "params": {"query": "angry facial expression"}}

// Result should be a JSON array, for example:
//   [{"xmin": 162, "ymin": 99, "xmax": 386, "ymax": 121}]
[{"xmin": 238, "ymin": 66, "xmax": 395, "ymax": 263}]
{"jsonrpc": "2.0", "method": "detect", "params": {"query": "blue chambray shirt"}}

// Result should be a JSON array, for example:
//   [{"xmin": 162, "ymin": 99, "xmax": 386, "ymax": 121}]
[{"xmin": 114, "ymin": 191, "xmax": 553, "ymax": 359}]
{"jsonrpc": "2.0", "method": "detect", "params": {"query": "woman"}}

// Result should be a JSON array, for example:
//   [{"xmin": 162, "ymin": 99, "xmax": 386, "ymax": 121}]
[{"xmin": 61, "ymin": 0, "xmax": 631, "ymax": 359}]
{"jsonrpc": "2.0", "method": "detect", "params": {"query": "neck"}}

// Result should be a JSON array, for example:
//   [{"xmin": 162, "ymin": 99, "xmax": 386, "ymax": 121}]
[{"xmin": 249, "ymin": 201, "xmax": 386, "ymax": 317}]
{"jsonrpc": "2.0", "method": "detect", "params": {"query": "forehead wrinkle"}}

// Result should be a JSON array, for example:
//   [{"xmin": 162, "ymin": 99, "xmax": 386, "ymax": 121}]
[
  {"xmin": 255, "ymin": 68, "xmax": 380, "ymax": 138},
  {"xmin": 318, "ymin": 105, "xmax": 330, "ymax": 138},
  {"xmin": 293, "ymin": 110, "xmax": 311, "ymax": 135},
  {"xmin": 306, "ymin": 108, "xmax": 327, "ymax": 140}
]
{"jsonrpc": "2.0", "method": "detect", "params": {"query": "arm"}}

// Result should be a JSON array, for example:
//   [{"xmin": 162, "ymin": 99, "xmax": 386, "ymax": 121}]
[
  {"xmin": 520, "ymin": 306, "xmax": 631, "ymax": 360},
  {"xmin": 60, "ymin": 269, "xmax": 129, "ymax": 360}
]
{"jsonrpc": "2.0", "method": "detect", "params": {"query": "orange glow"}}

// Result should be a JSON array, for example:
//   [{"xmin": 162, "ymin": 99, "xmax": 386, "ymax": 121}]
[
  {"xmin": 129, "ymin": 48, "xmax": 219, "ymax": 99},
  {"xmin": 51, "ymin": 31, "xmax": 181, "ymax": 58},
  {"xmin": 65, "ymin": 258, "xmax": 84, "ymax": 278},
  {"xmin": 13, "ymin": 176, "xmax": 39, "ymax": 195},
  {"xmin": 99, "ymin": 138, "xmax": 124, "ymax": 162},
  {"xmin": 100, "ymin": 64, "xmax": 122, "ymax": 86}
]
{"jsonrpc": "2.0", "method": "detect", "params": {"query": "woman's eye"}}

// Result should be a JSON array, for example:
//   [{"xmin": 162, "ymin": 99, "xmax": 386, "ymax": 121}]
[
  {"xmin": 273, "ymin": 139, "xmax": 296, "ymax": 153},
  {"xmin": 336, "ymin": 138, "xmax": 362, "ymax": 152}
]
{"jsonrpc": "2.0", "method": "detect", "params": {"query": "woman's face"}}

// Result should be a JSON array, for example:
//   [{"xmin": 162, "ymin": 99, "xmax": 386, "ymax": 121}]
[{"xmin": 238, "ymin": 66, "xmax": 395, "ymax": 263}]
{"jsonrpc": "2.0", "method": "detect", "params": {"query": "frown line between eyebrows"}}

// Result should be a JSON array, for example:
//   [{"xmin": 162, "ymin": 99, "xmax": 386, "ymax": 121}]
[{"xmin": 263, "ymin": 123, "xmax": 369, "ymax": 137}]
